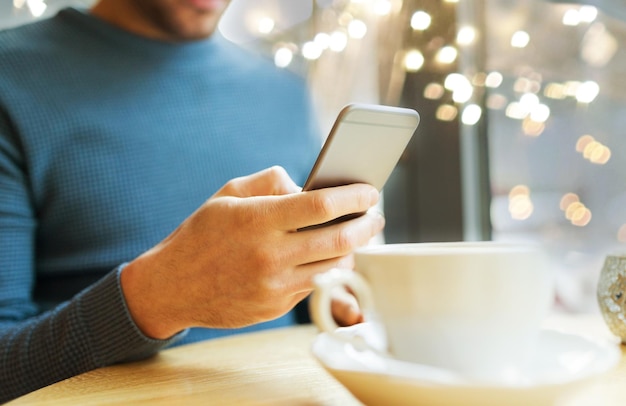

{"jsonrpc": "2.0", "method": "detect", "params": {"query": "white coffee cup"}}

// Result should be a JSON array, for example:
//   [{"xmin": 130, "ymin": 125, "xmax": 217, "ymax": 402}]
[{"xmin": 310, "ymin": 242, "xmax": 554, "ymax": 383}]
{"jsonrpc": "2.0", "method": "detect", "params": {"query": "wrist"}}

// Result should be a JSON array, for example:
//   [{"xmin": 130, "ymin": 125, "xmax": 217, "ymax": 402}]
[{"xmin": 120, "ymin": 256, "xmax": 183, "ymax": 339}]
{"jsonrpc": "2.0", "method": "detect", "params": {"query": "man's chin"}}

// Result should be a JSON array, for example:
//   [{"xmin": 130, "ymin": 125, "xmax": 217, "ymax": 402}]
[
  {"xmin": 158, "ymin": 13, "xmax": 222, "ymax": 41},
  {"xmin": 185, "ymin": 0, "xmax": 229, "ymax": 13}
]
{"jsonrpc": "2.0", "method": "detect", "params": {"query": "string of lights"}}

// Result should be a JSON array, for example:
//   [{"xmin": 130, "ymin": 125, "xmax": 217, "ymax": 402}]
[
  {"xmin": 8, "ymin": 1, "xmax": 617, "ymax": 227},
  {"xmin": 7, "ymin": 1, "xmax": 626, "ymax": 307}
]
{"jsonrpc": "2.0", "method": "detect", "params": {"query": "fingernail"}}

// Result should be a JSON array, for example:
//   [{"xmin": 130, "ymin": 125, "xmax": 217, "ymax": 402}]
[
  {"xmin": 378, "ymin": 212, "xmax": 386, "ymax": 228},
  {"xmin": 369, "ymin": 209, "xmax": 385, "ymax": 228},
  {"xmin": 369, "ymin": 188, "xmax": 380, "ymax": 206}
]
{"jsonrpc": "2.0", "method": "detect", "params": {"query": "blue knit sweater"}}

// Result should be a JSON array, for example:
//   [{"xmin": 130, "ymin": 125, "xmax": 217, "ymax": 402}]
[{"xmin": 0, "ymin": 8, "xmax": 319, "ymax": 402}]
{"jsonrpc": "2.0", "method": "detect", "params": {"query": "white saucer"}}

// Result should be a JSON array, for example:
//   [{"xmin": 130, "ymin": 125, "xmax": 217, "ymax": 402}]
[{"xmin": 311, "ymin": 323, "xmax": 620, "ymax": 406}]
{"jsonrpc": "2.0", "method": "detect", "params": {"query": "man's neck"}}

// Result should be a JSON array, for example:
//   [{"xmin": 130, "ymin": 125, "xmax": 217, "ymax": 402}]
[{"xmin": 90, "ymin": 1, "xmax": 173, "ymax": 42}]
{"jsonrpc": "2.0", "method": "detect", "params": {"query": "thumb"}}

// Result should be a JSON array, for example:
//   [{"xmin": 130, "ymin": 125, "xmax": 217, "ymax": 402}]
[{"xmin": 214, "ymin": 166, "xmax": 300, "ymax": 198}]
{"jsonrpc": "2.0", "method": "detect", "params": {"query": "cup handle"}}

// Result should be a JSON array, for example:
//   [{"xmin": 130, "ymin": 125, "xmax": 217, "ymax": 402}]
[{"xmin": 309, "ymin": 268, "xmax": 386, "ymax": 353}]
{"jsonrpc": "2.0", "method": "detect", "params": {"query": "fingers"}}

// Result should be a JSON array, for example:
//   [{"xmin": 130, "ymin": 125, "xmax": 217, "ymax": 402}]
[
  {"xmin": 278, "ymin": 212, "xmax": 384, "ymax": 292},
  {"xmin": 290, "ymin": 210, "xmax": 385, "ymax": 265},
  {"xmin": 287, "ymin": 255, "xmax": 355, "ymax": 294},
  {"xmin": 268, "ymin": 184, "xmax": 381, "ymax": 231},
  {"xmin": 331, "ymin": 288, "xmax": 363, "ymax": 327},
  {"xmin": 213, "ymin": 170, "xmax": 380, "ymax": 232},
  {"xmin": 214, "ymin": 166, "xmax": 300, "ymax": 198}
]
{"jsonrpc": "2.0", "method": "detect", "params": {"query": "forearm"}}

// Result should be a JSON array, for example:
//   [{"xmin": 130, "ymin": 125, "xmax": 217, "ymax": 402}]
[{"xmin": 0, "ymin": 266, "xmax": 184, "ymax": 403}]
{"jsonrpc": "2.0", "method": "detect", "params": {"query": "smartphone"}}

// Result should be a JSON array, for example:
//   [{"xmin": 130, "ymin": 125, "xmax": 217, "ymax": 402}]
[{"xmin": 301, "ymin": 103, "xmax": 420, "ymax": 228}]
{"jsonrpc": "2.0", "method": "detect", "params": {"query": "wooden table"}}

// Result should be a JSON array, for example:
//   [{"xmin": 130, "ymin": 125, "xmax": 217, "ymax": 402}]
[{"xmin": 8, "ymin": 314, "xmax": 626, "ymax": 405}]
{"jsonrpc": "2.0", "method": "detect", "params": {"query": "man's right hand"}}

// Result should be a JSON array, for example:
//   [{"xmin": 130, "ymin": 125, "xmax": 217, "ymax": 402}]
[{"xmin": 120, "ymin": 166, "xmax": 384, "ymax": 339}]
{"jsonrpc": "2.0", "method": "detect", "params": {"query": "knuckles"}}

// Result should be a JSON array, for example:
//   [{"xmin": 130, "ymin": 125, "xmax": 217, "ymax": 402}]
[
  {"xmin": 246, "ymin": 244, "xmax": 297, "ymax": 297},
  {"xmin": 333, "ymin": 227, "xmax": 358, "ymax": 253},
  {"xmin": 309, "ymin": 193, "xmax": 336, "ymax": 220},
  {"xmin": 248, "ymin": 243, "xmax": 280, "ymax": 276},
  {"xmin": 265, "ymin": 165, "xmax": 289, "ymax": 182},
  {"xmin": 219, "ymin": 177, "xmax": 246, "ymax": 196}
]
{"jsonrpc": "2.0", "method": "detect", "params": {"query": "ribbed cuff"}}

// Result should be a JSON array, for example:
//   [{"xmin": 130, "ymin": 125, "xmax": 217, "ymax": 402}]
[{"xmin": 75, "ymin": 264, "xmax": 187, "ymax": 366}]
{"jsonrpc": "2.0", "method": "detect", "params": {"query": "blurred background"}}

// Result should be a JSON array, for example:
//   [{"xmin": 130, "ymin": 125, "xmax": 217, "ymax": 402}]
[{"xmin": 2, "ymin": 0, "xmax": 624, "ymax": 313}]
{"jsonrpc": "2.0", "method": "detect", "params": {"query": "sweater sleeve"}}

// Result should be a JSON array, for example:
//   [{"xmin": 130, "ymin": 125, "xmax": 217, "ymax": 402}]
[{"xmin": 0, "ymin": 112, "xmax": 184, "ymax": 403}]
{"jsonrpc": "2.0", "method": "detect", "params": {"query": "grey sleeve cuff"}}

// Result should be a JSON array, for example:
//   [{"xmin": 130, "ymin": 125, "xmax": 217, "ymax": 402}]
[{"xmin": 76, "ymin": 264, "xmax": 187, "ymax": 366}]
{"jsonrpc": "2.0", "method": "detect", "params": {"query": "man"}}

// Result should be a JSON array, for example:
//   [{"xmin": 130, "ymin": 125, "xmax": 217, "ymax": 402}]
[{"xmin": 0, "ymin": 0, "xmax": 383, "ymax": 401}]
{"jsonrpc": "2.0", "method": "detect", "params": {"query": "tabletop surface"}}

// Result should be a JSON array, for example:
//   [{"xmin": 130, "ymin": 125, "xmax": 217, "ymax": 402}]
[{"xmin": 8, "ymin": 313, "xmax": 626, "ymax": 405}]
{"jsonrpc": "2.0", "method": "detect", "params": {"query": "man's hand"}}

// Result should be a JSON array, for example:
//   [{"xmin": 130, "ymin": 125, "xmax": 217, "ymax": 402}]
[
  {"xmin": 330, "ymin": 287, "xmax": 363, "ymax": 327},
  {"xmin": 121, "ymin": 166, "xmax": 384, "ymax": 339}
]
